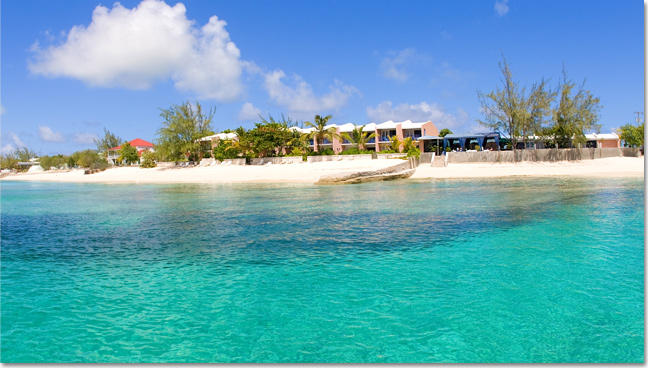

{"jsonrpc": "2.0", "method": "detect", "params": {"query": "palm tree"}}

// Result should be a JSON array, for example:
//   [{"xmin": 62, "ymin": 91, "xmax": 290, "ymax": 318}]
[
  {"xmin": 304, "ymin": 114, "xmax": 338, "ymax": 151},
  {"xmin": 389, "ymin": 135, "xmax": 403, "ymax": 152},
  {"xmin": 341, "ymin": 125, "xmax": 377, "ymax": 151},
  {"xmin": 402, "ymin": 137, "xmax": 417, "ymax": 152},
  {"xmin": 226, "ymin": 126, "xmax": 255, "ymax": 157}
]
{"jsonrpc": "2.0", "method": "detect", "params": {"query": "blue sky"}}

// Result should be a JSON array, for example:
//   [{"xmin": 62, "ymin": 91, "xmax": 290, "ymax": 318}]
[{"xmin": 2, "ymin": 0, "xmax": 644, "ymax": 155}]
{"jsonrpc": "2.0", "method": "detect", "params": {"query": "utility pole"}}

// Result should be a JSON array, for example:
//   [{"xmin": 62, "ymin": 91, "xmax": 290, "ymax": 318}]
[{"xmin": 634, "ymin": 111, "xmax": 643, "ymax": 123}]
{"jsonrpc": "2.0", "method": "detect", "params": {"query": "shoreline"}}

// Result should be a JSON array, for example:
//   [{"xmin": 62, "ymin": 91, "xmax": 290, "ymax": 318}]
[{"xmin": 1, "ymin": 156, "xmax": 644, "ymax": 184}]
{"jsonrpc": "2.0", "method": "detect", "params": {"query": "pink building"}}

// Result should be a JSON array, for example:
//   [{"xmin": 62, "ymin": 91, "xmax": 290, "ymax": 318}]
[{"xmin": 297, "ymin": 120, "xmax": 438, "ymax": 153}]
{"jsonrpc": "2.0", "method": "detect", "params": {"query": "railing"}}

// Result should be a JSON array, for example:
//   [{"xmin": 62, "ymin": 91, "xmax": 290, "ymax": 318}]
[{"xmin": 404, "ymin": 134, "xmax": 422, "ymax": 140}]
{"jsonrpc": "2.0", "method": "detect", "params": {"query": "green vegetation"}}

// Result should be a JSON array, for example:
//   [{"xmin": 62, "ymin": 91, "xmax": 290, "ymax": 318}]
[
  {"xmin": 39, "ymin": 154, "xmax": 68, "ymax": 170},
  {"xmin": 155, "ymin": 101, "xmax": 215, "ymax": 161},
  {"xmin": 476, "ymin": 54, "xmax": 554, "ymax": 150},
  {"xmin": 438, "ymin": 128, "xmax": 452, "ymax": 137},
  {"xmin": 303, "ymin": 114, "xmax": 338, "ymax": 149},
  {"xmin": 140, "ymin": 151, "xmax": 157, "ymax": 168},
  {"xmin": 477, "ymin": 55, "xmax": 601, "ymax": 149},
  {"xmin": 117, "ymin": 141, "xmax": 139, "ymax": 165},
  {"xmin": 94, "ymin": 128, "xmax": 122, "ymax": 157},
  {"xmin": 389, "ymin": 136, "xmax": 403, "ymax": 152},
  {"xmin": 340, "ymin": 125, "xmax": 376, "ymax": 151},
  {"xmin": 617, "ymin": 122, "xmax": 644, "ymax": 148},
  {"xmin": 1, "ymin": 147, "xmax": 39, "ymax": 171},
  {"xmin": 339, "ymin": 148, "xmax": 373, "ymax": 155},
  {"xmin": 550, "ymin": 67, "xmax": 602, "ymax": 147}
]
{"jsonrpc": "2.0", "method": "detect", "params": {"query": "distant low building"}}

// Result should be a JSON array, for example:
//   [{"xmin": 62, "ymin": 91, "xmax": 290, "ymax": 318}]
[
  {"xmin": 107, "ymin": 138, "xmax": 155, "ymax": 165},
  {"xmin": 585, "ymin": 133, "xmax": 621, "ymax": 148}
]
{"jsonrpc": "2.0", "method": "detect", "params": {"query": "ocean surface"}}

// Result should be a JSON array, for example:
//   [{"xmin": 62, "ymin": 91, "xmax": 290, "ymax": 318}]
[{"xmin": 1, "ymin": 178, "xmax": 644, "ymax": 363}]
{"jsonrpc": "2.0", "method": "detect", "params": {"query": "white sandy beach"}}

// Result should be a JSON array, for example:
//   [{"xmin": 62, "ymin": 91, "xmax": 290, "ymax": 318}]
[
  {"xmin": 1, "ymin": 156, "xmax": 644, "ymax": 184},
  {"xmin": 411, "ymin": 156, "xmax": 645, "ymax": 180}
]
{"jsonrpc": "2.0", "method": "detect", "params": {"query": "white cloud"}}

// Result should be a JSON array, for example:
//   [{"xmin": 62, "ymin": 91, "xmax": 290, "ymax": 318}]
[
  {"xmin": 8, "ymin": 132, "xmax": 26, "ymax": 148},
  {"xmin": 238, "ymin": 102, "xmax": 262, "ymax": 121},
  {"xmin": 172, "ymin": 15, "xmax": 243, "ymax": 101},
  {"xmin": 38, "ymin": 126, "xmax": 65, "ymax": 142},
  {"xmin": 380, "ymin": 48, "xmax": 417, "ymax": 82},
  {"xmin": 263, "ymin": 70, "xmax": 358, "ymax": 120},
  {"xmin": 73, "ymin": 132, "xmax": 99, "ymax": 144},
  {"xmin": 366, "ymin": 101, "xmax": 469, "ymax": 130},
  {"xmin": 28, "ymin": 0, "xmax": 243, "ymax": 102},
  {"xmin": 1, "ymin": 132, "xmax": 27, "ymax": 154},
  {"xmin": 495, "ymin": 0, "xmax": 509, "ymax": 16}
]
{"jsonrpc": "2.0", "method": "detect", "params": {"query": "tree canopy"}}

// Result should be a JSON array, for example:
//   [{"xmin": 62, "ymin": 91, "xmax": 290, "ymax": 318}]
[
  {"xmin": 155, "ymin": 101, "xmax": 215, "ymax": 161},
  {"xmin": 438, "ymin": 128, "xmax": 453, "ymax": 137},
  {"xmin": 94, "ymin": 128, "xmax": 122, "ymax": 156},
  {"xmin": 117, "ymin": 141, "xmax": 139, "ymax": 165},
  {"xmin": 476, "ymin": 54, "xmax": 554, "ymax": 150},
  {"xmin": 550, "ymin": 67, "xmax": 602, "ymax": 147},
  {"xmin": 618, "ymin": 122, "xmax": 644, "ymax": 147},
  {"xmin": 477, "ymin": 55, "xmax": 603, "ymax": 150},
  {"xmin": 340, "ymin": 125, "xmax": 376, "ymax": 151},
  {"xmin": 304, "ymin": 114, "xmax": 338, "ymax": 151}
]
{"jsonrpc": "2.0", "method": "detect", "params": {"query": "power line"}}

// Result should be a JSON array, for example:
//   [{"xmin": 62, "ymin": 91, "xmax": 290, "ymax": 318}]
[{"xmin": 633, "ymin": 111, "xmax": 643, "ymax": 123}]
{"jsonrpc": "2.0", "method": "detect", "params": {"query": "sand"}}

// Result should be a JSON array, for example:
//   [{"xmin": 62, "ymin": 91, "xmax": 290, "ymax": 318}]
[
  {"xmin": 410, "ymin": 156, "xmax": 645, "ymax": 179},
  {"xmin": 1, "ymin": 156, "xmax": 644, "ymax": 184}
]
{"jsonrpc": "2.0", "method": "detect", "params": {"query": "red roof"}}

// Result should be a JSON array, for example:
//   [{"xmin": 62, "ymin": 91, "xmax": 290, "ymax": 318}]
[{"xmin": 108, "ymin": 138, "xmax": 154, "ymax": 151}]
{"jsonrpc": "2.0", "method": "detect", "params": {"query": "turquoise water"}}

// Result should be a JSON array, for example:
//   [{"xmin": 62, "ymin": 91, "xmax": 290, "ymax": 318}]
[{"xmin": 1, "ymin": 178, "xmax": 644, "ymax": 363}]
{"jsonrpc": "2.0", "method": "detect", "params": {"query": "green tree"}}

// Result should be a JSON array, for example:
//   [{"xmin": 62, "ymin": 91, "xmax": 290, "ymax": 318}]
[
  {"xmin": 550, "ymin": 67, "xmax": 602, "ymax": 147},
  {"xmin": 476, "ymin": 54, "xmax": 554, "ymax": 150},
  {"xmin": 71, "ymin": 149, "xmax": 107, "ymax": 170},
  {"xmin": 341, "ymin": 125, "xmax": 377, "ymax": 150},
  {"xmin": 117, "ymin": 141, "xmax": 139, "ymax": 165},
  {"xmin": 155, "ymin": 101, "xmax": 215, "ymax": 161},
  {"xmin": 438, "ymin": 128, "xmax": 453, "ymax": 137},
  {"xmin": 140, "ymin": 151, "xmax": 157, "ymax": 168},
  {"xmin": 94, "ymin": 128, "xmax": 122, "ymax": 157},
  {"xmin": 303, "ymin": 114, "xmax": 338, "ymax": 152},
  {"xmin": 0, "ymin": 151, "xmax": 18, "ymax": 170},
  {"xmin": 226, "ymin": 126, "xmax": 255, "ymax": 158},
  {"xmin": 39, "ymin": 154, "xmax": 68, "ymax": 170},
  {"xmin": 618, "ymin": 122, "xmax": 644, "ymax": 147},
  {"xmin": 389, "ymin": 135, "xmax": 403, "ymax": 152}
]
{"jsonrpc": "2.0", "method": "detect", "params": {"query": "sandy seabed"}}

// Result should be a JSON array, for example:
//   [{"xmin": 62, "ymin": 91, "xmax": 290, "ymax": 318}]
[{"xmin": 1, "ymin": 156, "xmax": 644, "ymax": 184}]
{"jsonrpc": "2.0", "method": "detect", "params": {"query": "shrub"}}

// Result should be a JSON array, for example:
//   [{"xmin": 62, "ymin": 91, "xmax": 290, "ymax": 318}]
[
  {"xmin": 339, "ymin": 148, "xmax": 373, "ymax": 155},
  {"xmin": 140, "ymin": 151, "xmax": 157, "ymax": 168},
  {"xmin": 407, "ymin": 147, "xmax": 421, "ymax": 158}
]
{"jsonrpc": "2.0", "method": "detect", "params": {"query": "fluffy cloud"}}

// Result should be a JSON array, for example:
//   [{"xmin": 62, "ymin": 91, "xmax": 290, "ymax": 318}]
[
  {"xmin": 28, "ymin": 0, "xmax": 243, "ymax": 101},
  {"xmin": 495, "ymin": 0, "xmax": 509, "ymax": 16},
  {"xmin": 38, "ymin": 125, "xmax": 65, "ymax": 142},
  {"xmin": 172, "ymin": 15, "xmax": 243, "ymax": 101},
  {"xmin": 1, "ymin": 132, "xmax": 27, "ymax": 154},
  {"xmin": 380, "ymin": 48, "xmax": 417, "ymax": 82},
  {"xmin": 263, "ymin": 70, "xmax": 358, "ymax": 120},
  {"xmin": 366, "ymin": 101, "xmax": 469, "ymax": 130},
  {"xmin": 238, "ymin": 102, "xmax": 262, "ymax": 121}
]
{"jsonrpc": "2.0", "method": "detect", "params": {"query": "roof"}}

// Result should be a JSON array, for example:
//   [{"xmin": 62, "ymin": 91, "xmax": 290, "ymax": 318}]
[
  {"xmin": 400, "ymin": 120, "xmax": 427, "ymax": 129},
  {"xmin": 376, "ymin": 120, "xmax": 398, "ymax": 129},
  {"xmin": 444, "ymin": 132, "xmax": 500, "ymax": 139},
  {"xmin": 337, "ymin": 123, "xmax": 356, "ymax": 132},
  {"xmin": 418, "ymin": 136, "xmax": 443, "ymax": 140},
  {"xmin": 108, "ymin": 138, "xmax": 154, "ymax": 151},
  {"xmin": 362, "ymin": 123, "xmax": 377, "ymax": 131},
  {"xmin": 200, "ymin": 132, "xmax": 237, "ymax": 141}
]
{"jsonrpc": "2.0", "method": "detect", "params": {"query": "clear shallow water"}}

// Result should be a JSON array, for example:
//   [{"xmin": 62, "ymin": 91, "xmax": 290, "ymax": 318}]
[{"xmin": 1, "ymin": 178, "xmax": 644, "ymax": 363}]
